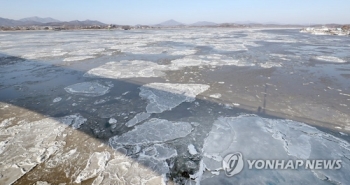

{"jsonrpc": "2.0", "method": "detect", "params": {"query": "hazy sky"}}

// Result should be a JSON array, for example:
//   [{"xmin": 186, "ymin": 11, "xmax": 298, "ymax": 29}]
[{"xmin": 1, "ymin": 0, "xmax": 349, "ymax": 25}]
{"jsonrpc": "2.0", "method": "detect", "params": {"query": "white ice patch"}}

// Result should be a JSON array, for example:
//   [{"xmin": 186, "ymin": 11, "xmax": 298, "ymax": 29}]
[
  {"xmin": 109, "ymin": 118, "xmax": 193, "ymax": 146},
  {"xmin": 53, "ymin": 97, "xmax": 62, "ymax": 103},
  {"xmin": 59, "ymin": 113, "xmax": 87, "ymax": 129},
  {"xmin": 0, "ymin": 115, "xmax": 83, "ymax": 185},
  {"xmin": 75, "ymin": 151, "xmax": 110, "ymax": 183},
  {"xmin": 312, "ymin": 56, "xmax": 347, "ymax": 63},
  {"xmin": 259, "ymin": 62, "xmax": 282, "ymax": 68},
  {"xmin": 188, "ymin": 144, "xmax": 198, "ymax": 155},
  {"xmin": 209, "ymin": 93, "xmax": 222, "ymax": 99},
  {"xmin": 139, "ymin": 83, "xmax": 210, "ymax": 113},
  {"xmin": 64, "ymin": 81, "xmax": 110, "ymax": 97},
  {"xmin": 171, "ymin": 55, "xmax": 253, "ymax": 68},
  {"xmin": 84, "ymin": 60, "xmax": 168, "ymax": 79},
  {"xmin": 125, "ymin": 112, "xmax": 151, "ymax": 127},
  {"xmin": 108, "ymin": 118, "xmax": 117, "ymax": 124}
]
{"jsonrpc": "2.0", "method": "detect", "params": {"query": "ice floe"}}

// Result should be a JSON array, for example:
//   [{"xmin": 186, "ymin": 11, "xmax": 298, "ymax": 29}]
[
  {"xmin": 60, "ymin": 113, "xmax": 87, "ymax": 129},
  {"xmin": 209, "ymin": 93, "xmax": 222, "ymax": 99},
  {"xmin": 139, "ymin": 83, "xmax": 210, "ymax": 113},
  {"xmin": 53, "ymin": 97, "xmax": 62, "ymax": 103},
  {"xmin": 75, "ymin": 151, "xmax": 111, "ymax": 183},
  {"xmin": 108, "ymin": 118, "xmax": 117, "ymax": 124},
  {"xmin": 125, "ymin": 112, "xmax": 151, "ymax": 127},
  {"xmin": 84, "ymin": 60, "xmax": 168, "ymax": 79},
  {"xmin": 109, "ymin": 118, "xmax": 193, "ymax": 146},
  {"xmin": 259, "ymin": 62, "xmax": 282, "ymax": 68},
  {"xmin": 195, "ymin": 115, "xmax": 350, "ymax": 184},
  {"xmin": 188, "ymin": 144, "xmax": 198, "ymax": 155},
  {"xmin": 64, "ymin": 81, "xmax": 110, "ymax": 97}
]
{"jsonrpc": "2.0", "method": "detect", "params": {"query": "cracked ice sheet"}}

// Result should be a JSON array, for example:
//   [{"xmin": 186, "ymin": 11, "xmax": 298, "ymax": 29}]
[
  {"xmin": 125, "ymin": 112, "xmax": 151, "ymax": 127},
  {"xmin": 64, "ymin": 81, "xmax": 110, "ymax": 97},
  {"xmin": 139, "ymin": 83, "xmax": 210, "ymax": 113},
  {"xmin": 196, "ymin": 115, "xmax": 350, "ymax": 185},
  {"xmin": 109, "ymin": 118, "xmax": 193, "ymax": 146},
  {"xmin": 92, "ymin": 153, "xmax": 169, "ymax": 185},
  {"xmin": 0, "ymin": 114, "xmax": 86, "ymax": 185}
]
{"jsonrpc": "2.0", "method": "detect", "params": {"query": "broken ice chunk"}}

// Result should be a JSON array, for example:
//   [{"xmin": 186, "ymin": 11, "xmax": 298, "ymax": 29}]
[
  {"xmin": 108, "ymin": 118, "xmax": 117, "ymax": 124},
  {"xmin": 52, "ymin": 97, "xmax": 62, "ymax": 103},
  {"xmin": 142, "ymin": 144, "xmax": 178, "ymax": 160},
  {"xmin": 59, "ymin": 113, "xmax": 87, "ymax": 129},
  {"xmin": 139, "ymin": 83, "xmax": 210, "ymax": 113},
  {"xmin": 209, "ymin": 93, "xmax": 222, "ymax": 99},
  {"xmin": 84, "ymin": 60, "xmax": 167, "ymax": 79},
  {"xmin": 188, "ymin": 144, "xmax": 198, "ymax": 155},
  {"xmin": 125, "ymin": 112, "xmax": 151, "ymax": 127},
  {"xmin": 64, "ymin": 81, "xmax": 110, "ymax": 97},
  {"xmin": 75, "ymin": 151, "xmax": 110, "ymax": 183},
  {"xmin": 109, "ymin": 118, "xmax": 193, "ymax": 146}
]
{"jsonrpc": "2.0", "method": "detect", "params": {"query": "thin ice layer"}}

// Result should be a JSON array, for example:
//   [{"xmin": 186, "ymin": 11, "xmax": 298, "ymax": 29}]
[
  {"xmin": 198, "ymin": 115, "xmax": 350, "ymax": 184},
  {"xmin": 64, "ymin": 81, "xmax": 110, "ymax": 97},
  {"xmin": 109, "ymin": 118, "xmax": 193, "ymax": 146},
  {"xmin": 125, "ymin": 112, "xmax": 151, "ymax": 127},
  {"xmin": 139, "ymin": 83, "xmax": 210, "ymax": 113},
  {"xmin": 0, "ymin": 114, "xmax": 86, "ymax": 185}
]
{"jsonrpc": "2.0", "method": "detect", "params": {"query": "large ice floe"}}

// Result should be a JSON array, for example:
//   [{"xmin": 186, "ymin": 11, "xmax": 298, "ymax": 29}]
[
  {"xmin": 192, "ymin": 115, "xmax": 350, "ymax": 185},
  {"xmin": 64, "ymin": 81, "xmax": 110, "ymax": 97},
  {"xmin": 0, "ymin": 114, "xmax": 87, "ymax": 185},
  {"xmin": 139, "ymin": 83, "xmax": 210, "ymax": 113},
  {"xmin": 84, "ymin": 60, "xmax": 170, "ymax": 79},
  {"xmin": 109, "ymin": 118, "xmax": 193, "ymax": 146},
  {"xmin": 84, "ymin": 56, "xmax": 255, "ymax": 80}
]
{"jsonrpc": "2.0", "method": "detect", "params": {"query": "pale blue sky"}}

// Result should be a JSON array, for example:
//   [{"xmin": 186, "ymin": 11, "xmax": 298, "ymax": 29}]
[{"xmin": 1, "ymin": 0, "xmax": 349, "ymax": 25}]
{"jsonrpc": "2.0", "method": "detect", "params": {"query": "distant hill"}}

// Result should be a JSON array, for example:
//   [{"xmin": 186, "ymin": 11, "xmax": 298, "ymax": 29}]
[
  {"xmin": 234, "ymin": 21, "xmax": 260, "ymax": 25},
  {"xmin": 0, "ymin": 17, "xmax": 21, "ymax": 26},
  {"xmin": 0, "ymin": 17, "xmax": 106, "ymax": 27},
  {"xmin": 191, "ymin": 21, "xmax": 217, "ymax": 26},
  {"xmin": 155, "ymin": 19, "xmax": 184, "ymax": 27},
  {"xmin": 44, "ymin": 20, "xmax": 107, "ymax": 27},
  {"xmin": 19, "ymin": 16, "xmax": 60, "ymax": 23}
]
